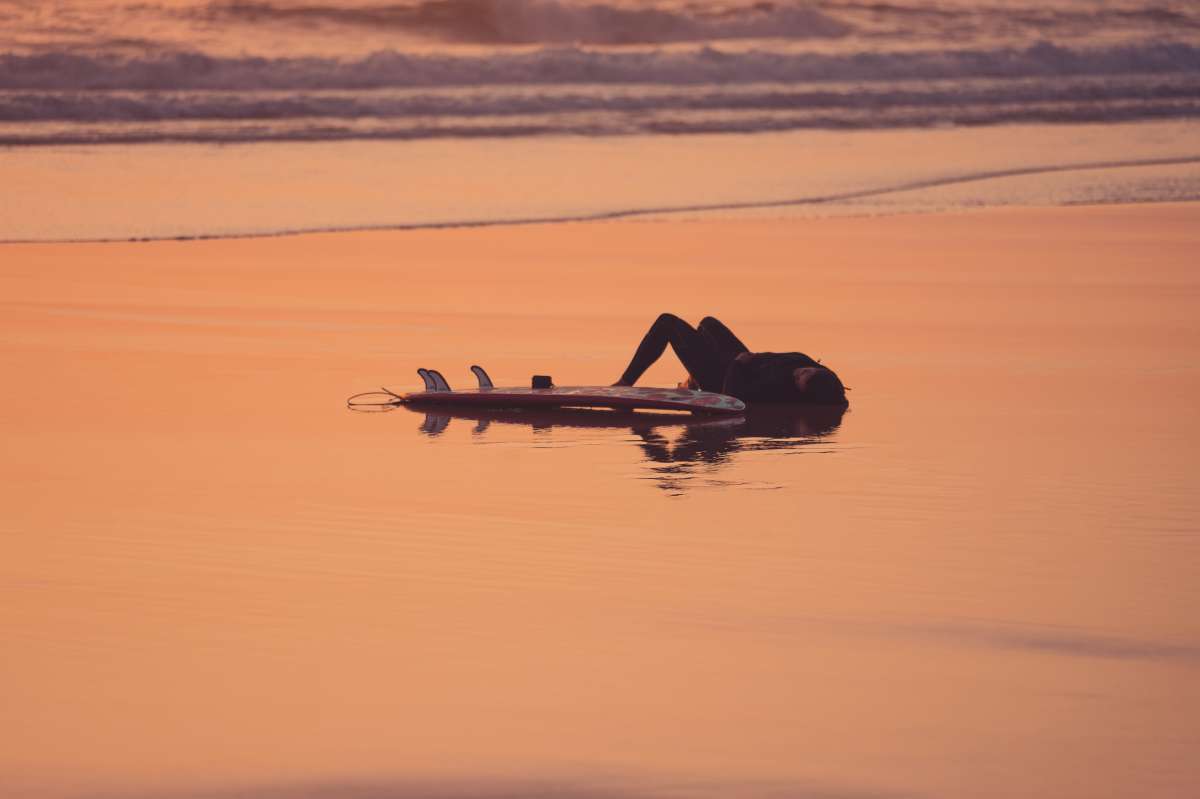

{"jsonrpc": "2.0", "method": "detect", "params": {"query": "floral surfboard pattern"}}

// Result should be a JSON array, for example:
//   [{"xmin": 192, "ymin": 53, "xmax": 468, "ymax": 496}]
[{"xmin": 400, "ymin": 385, "xmax": 746, "ymax": 414}]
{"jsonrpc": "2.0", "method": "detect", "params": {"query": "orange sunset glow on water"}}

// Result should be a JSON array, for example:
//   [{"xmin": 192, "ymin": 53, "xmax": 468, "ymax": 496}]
[{"xmin": 2, "ymin": 2, "xmax": 1199, "ymax": 799}]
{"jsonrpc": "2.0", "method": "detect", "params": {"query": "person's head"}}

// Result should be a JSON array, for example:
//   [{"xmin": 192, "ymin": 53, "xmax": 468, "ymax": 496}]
[{"xmin": 793, "ymin": 366, "xmax": 848, "ymax": 405}]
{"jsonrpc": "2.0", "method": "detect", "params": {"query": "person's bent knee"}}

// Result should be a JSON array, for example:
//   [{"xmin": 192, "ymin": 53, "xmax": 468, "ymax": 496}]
[
  {"xmin": 655, "ymin": 312, "xmax": 687, "ymax": 326},
  {"xmin": 699, "ymin": 316, "xmax": 738, "ymax": 340}
]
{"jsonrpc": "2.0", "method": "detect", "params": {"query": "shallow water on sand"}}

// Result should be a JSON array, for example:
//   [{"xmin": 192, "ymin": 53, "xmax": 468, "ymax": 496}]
[
  {"xmin": 4, "ymin": 122, "xmax": 1199, "ymax": 242},
  {"xmin": 2, "ymin": 207, "xmax": 1199, "ymax": 798}
]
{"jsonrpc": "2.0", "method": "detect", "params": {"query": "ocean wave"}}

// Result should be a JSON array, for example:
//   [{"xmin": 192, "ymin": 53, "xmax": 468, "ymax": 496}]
[
  {"xmin": 3, "ymin": 76, "xmax": 1198, "ymax": 122},
  {"xmin": 201, "ymin": 0, "xmax": 853, "ymax": 45},
  {"xmin": 8, "ymin": 0, "xmax": 1200, "ymax": 60},
  {"xmin": 2, "ymin": 40, "xmax": 1198, "ymax": 91},
  {"xmin": 823, "ymin": 0, "xmax": 1200, "ymax": 35},
  {"xmin": 2, "ymin": 99, "xmax": 1198, "ymax": 145},
  {"xmin": 2, "ymin": 36, "xmax": 1198, "ymax": 146},
  {"xmin": 194, "ymin": 0, "xmax": 1200, "ymax": 49}
]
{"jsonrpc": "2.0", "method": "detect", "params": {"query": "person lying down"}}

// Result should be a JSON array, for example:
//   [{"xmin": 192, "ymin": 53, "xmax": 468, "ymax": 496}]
[{"xmin": 614, "ymin": 314, "xmax": 848, "ymax": 406}]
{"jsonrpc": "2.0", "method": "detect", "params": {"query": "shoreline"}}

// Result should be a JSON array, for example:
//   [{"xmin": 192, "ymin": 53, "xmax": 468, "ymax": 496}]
[
  {"xmin": 4, "ymin": 175, "xmax": 1200, "ymax": 248},
  {"xmin": 5, "ymin": 120, "xmax": 1199, "ymax": 244}
]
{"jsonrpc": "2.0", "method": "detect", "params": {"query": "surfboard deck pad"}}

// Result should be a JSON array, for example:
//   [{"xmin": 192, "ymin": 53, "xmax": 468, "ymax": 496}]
[{"xmin": 401, "ymin": 385, "xmax": 746, "ymax": 414}]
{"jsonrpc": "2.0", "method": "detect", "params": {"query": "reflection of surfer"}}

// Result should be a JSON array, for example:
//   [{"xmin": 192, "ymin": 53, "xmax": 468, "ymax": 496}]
[
  {"xmin": 614, "ymin": 314, "xmax": 848, "ymax": 405},
  {"xmin": 406, "ymin": 404, "xmax": 846, "ymax": 494},
  {"xmin": 632, "ymin": 404, "xmax": 847, "ymax": 468}
]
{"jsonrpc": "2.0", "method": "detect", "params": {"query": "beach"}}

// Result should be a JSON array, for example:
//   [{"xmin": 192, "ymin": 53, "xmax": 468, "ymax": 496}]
[
  {"xmin": 3, "ymin": 203, "xmax": 1199, "ymax": 798},
  {"xmin": 4, "ymin": 0, "xmax": 1200, "ymax": 794}
]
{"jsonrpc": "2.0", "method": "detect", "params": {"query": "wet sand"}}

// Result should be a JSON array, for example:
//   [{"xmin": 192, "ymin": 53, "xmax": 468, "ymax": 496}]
[{"xmin": 2, "ymin": 204, "xmax": 1199, "ymax": 798}]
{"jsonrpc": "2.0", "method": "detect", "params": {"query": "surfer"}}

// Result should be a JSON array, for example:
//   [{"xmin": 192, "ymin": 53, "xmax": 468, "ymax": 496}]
[{"xmin": 613, "ymin": 314, "xmax": 848, "ymax": 405}]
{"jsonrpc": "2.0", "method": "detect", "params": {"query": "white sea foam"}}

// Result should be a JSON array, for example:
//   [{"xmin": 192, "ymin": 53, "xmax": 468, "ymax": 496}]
[
  {"xmin": 200, "ymin": 0, "xmax": 855, "ymax": 45},
  {"xmin": 8, "ymin": 0, "xmax": 1198, "ymax": 53},
  {"xmin": 3, "ymin": 41, "xmax": 1198, "ymax": 91},
  {"xmin": 0, "ymin": 43, "xmax": 1197, "ymax": 144}
]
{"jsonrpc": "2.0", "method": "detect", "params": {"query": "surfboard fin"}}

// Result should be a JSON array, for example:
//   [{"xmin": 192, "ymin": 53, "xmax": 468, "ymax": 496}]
[
  {"xmin": 470, "ymin": 365, "xmax": 494, "ymax": 389},
  {"xmin": 428, "ymin": 369, "xmax": 452, "ymax": 392},
  {"xmin": 417, "ymin": 368, "xmax": 436, "ymax": 391}
]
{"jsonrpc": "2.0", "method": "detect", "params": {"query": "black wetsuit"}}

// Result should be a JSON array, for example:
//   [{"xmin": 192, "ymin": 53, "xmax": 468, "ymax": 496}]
[{"xmin": 615, "ymin": 314, "xmax": 847, "ymax": 405}]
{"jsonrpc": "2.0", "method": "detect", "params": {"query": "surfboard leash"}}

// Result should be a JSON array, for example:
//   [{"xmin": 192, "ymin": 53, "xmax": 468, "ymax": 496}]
[{"xmin": 346, "ymin": 387, "xmax": 405, "ymax": 411}]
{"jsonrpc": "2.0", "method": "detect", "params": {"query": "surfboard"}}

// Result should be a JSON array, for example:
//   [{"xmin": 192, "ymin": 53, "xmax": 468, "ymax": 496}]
[
  {"xmin": 393, "ymin": 366, "xmax": 746, "ymax": 414},
  {"xmin": 402, "ymin": 384, "xmax": 745, "ymax": 414}
]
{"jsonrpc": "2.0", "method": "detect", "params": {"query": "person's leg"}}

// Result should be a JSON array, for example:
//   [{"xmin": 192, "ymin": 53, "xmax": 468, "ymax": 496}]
[
  {"xmin": 615, "ymin": 313, "xmax": 725, "ymax": 390},
  {"xmin": 698, "ymin": 316, "xmax": 750, "ymax": 369}
]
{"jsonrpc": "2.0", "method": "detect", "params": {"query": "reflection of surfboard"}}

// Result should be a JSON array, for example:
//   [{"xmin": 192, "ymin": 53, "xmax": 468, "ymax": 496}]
[
  {"xmin": 402, "ymin": 385, "xmax": 746, "ymax": 414},
  {"xmin": 405, "ymin": 405, "xmax": 746, "ymax": 438},
  {"xmin": 406, "ymin": 404, "xmax": 746, "ymax": 429}
]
